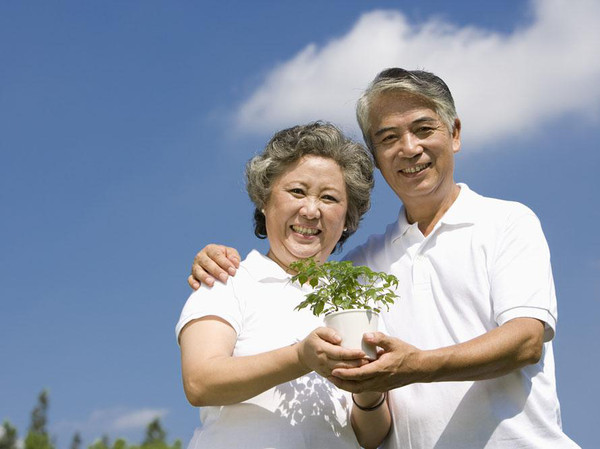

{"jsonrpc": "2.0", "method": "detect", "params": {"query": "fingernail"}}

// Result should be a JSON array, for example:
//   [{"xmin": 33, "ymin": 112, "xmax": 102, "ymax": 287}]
[
  {"xmin": 206, "ymin": 278, "xmax": 215, "ymax": 287},
  {"xmin": 228, "ymin": 267, "xmax": 237, "ymax": 276},
  {"xmin": 364, "ymin": 332, "xmax": 374, "ymax": 339},
  {"xmin": 219, "ymin": 273, "xmax": 228, "ymax": 283}
]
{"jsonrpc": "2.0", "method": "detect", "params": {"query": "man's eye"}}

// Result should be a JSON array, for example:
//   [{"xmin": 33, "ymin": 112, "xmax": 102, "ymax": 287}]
[{"xmin": 415, "ymin": 127, "xmax": 435, "ymax": 137}]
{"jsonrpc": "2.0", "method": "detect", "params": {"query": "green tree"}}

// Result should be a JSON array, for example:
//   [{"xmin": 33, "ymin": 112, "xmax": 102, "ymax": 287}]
[
  {"xmin": 87, "ymin": 434, "xmax": 110, "ymax": 449},
  {"xmin": 110, "ymin": 439, "xmax": 127, "ymax": 449},
  {"xmin": 69, "ymin": 432, "xmax": 82, "ymax": 449},
  {"xmin": 24, "ymin": 390, "xmax": 54, "ymax": 449},
  {"xmin": 136, "ymin": 419, "xmax": 180, "ymax": 449},
  {"xmin": 29, "ymin": 391, "xmax": 49, "ymax": 434},
  {"xmin": 0, "ymin": 421, "xmax": 18, "ymax": 449},
  {"xmin": 142, "ymin": 419, "xmax": 165, "ymax": 446}
]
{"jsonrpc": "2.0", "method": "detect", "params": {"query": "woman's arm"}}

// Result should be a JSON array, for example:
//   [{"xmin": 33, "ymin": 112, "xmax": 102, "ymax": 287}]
[
  {"xmin": 351, "ymin": 391, "xmax": 391, "ymax": 449},
  {"xmin": 180, "ymin": 316, "xmax": 307, "ymax": 406},
  {"xmin": 179, "ymin": 316, "xmax": 365, "ymax": 406}
]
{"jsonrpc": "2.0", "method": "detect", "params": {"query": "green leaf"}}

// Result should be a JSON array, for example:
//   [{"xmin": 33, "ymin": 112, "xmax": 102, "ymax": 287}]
[{"xmin": 290, "ymin": 257, "xmax": 400, "ymax": 317}]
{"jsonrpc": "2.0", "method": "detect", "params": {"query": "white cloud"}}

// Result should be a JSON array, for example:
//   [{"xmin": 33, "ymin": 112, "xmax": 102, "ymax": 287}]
[
  {"xmin": 53, "ymin": 407, "xmax": 169, "ymax": 440},
  {"xmin": 235, "ymin": 0, "xmax": 600, "ymax": 149},
  {"xmin": 111, "ymin": 409, "xmax": 168, "ymax": 431}
]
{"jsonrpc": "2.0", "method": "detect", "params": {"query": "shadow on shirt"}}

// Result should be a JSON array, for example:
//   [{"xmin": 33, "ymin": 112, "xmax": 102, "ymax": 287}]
[{"xmin": 274, "ymin": 372, "xmax": 349, "ymax": 436}]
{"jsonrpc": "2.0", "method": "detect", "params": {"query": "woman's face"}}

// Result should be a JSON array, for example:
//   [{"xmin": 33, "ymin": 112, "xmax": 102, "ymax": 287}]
[{"xmin": 264, "ymin": 155, "xmax": 348, "ymax": 270}]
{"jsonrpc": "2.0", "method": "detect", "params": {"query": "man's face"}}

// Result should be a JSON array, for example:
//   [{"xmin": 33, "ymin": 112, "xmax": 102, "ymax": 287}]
[{"xmin": 368, "ymin": 91, "xmax": 461, "ymax": 205}]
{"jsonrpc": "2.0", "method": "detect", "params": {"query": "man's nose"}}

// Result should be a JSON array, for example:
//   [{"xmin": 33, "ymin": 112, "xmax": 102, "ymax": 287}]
[{"xmin": 398, "ymin": 133, "xmax": 423, "ymax": 158}]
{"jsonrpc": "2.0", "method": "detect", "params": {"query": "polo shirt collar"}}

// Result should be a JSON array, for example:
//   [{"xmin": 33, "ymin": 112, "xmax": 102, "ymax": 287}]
[
  {"xmin": 438, "ymin": 183, "xmax": 478, "ymax": 226},
  {"xmin": 244, "ymin": 249, "xmax": 292, "ymax": 282},
  {"xmin": 392, "ymin": 206, "xmax": 413, "ymax": 241},
  {"xmin": 392, "ymin": 183, "xmax": 477, "ymax": 242}
]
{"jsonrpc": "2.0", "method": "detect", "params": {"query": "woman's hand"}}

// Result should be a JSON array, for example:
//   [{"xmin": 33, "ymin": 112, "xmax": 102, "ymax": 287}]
[{"xmin": 296, "ymin": 327, "xmax": 369, "ymax": 378}]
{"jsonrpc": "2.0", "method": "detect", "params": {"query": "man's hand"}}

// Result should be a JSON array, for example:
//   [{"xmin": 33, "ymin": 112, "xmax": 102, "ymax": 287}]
[
  {"xmin": 296, "ymin": 327, "xmax": 369, "ymax": 378},
  {"xmin": 329, "ymin": 318, "xmax": 546, "ymax": 393},
  {"xmin": 188, "ymin": 244, "xmax": 241, "ymax": 289},
  {"xmin": 329, "ymin": 332, "xmax": 423, "ymax": 393}
]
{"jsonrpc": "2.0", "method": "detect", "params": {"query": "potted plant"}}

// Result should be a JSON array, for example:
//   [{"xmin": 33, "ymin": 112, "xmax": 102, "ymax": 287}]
[{"xmin": 290, "ymin": 258, "xmax": 399, "ymax": 359}]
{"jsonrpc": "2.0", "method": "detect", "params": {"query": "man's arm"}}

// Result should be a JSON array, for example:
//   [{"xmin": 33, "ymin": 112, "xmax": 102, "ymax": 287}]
[
  {"xmin": 329, "ymin": 317, "xmax": 545, "ymax": 393},
  {"xmin": 187, "ymin": 244, "xmax": 241, "ymax": 289}
]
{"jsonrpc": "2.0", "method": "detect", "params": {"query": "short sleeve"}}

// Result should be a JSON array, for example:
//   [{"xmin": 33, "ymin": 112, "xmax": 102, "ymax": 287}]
[
  {"xmin": 490, "ymin": 208, "xmax": 557, "ymax": 341},
  {"xmin": 175, "ymin": 279, "xmax": 243, "ymax": 344}
]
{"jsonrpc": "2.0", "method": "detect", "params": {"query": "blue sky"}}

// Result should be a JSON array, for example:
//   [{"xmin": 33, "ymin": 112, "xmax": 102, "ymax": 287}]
[{"xmin": 1, "ymin": 1, "xmax": 598, "ymax": 448}]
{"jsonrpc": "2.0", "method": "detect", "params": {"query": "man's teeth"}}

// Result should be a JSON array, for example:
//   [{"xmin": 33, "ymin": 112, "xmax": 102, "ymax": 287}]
[
  {"xmin": 402, "ymin": 163, "xmax": 429, "ymax": 174},
  {"xmin": 292, "ymin": 225, "xmax": 319, "ymax": 235}
]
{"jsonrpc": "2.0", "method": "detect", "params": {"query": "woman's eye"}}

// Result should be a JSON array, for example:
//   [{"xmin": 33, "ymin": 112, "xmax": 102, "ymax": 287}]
[
  {"xmin": 322, "ymin": 195, "xmax": 338, "ymax": 202},
  {"xmin": 289, "ymin": 188, "xmax": 304, "ymax": 195}
]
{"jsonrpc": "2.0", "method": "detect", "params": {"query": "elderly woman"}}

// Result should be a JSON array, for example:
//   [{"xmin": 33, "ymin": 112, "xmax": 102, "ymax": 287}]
[{"xmin": 176, "ymin": 122, "xmax": 390, "ymax": 449}]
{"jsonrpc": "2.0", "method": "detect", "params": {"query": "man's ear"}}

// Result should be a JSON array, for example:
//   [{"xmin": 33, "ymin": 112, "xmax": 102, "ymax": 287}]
[
  {"xmin": 452, "ymin": 118, "xmax": 462, "ymax": 154},
  {"xmin": 370, "ymin": 145, "xmax": 381, "ymax": 169}
]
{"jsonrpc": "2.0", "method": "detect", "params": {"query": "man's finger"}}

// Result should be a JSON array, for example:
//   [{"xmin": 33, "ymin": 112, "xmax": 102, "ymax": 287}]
[
  {"xmin": 187, "ymin": 275, "xmax": 203, "ymax": 290},
  {"xmin": 331, "ymin": 359, "xmax": 381, "ymax": 380},
  {"xmin": 223, "ymin": 247, "xmax": 241, "ymax": 271},
  {"xmin": 194, "ymin": 252, "xmax": 230, "ymax": 284},
  {"xmin": 330, "ymin": 358, "xmax": 370, "ymax": 370},
  {"xmin": 205, "ymin": 245, "xmax": 238, "ymax": 278},
  {"xmin": 327, "ymin": 376, "xmax": 364, "ymax": 393},
  {"xmin": 328, "ymin": 345, "xmax": 367, "ymax": 361},
  {"xmin": 363, "ymin": 331, "xmax": 396, "ymax": 350}
]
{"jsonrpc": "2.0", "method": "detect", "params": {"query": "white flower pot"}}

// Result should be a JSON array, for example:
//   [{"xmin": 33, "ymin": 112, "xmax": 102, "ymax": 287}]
[{"xmin": 324, "ymin": 309, "xmax": 379, "ymax": 360}]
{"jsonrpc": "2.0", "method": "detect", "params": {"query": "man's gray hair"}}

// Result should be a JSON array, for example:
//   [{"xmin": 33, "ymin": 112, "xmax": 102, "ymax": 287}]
[
  {"xmin": 246, "ymin": 122, "xmax": 374, "ymax": 252},
  {"xmin": 356, "ymin": 68, "xmax": 458, "ymax": 154}
]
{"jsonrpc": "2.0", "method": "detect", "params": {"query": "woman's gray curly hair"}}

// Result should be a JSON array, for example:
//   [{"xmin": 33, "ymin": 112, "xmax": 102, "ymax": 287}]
[{"xmin": 246, "ymin": 122, "xmax": 374, "ymax": 252}]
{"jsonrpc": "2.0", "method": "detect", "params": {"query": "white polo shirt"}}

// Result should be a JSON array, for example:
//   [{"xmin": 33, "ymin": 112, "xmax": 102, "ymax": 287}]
[
  {"xmin": 176, "ymin": 250, "xmax": 361, "ymax": 449},
  {"xmin": 346, "ymin": 184, "xmax": 579, "ymax": 448}
]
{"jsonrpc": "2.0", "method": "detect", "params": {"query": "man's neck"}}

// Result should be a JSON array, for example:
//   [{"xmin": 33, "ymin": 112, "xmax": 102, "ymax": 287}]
[{"xmin": 403, "ymin": 184, "xmax": 461, "ymax": 237}]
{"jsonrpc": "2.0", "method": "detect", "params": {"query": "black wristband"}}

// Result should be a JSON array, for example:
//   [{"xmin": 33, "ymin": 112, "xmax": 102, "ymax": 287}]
[{"xmin": 352, "ymin": 392, "xmax": 387, "ymax": 411}]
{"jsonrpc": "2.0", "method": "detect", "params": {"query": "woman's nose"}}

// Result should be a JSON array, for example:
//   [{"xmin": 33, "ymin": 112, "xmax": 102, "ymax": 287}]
[{"xmin": 300, "ymin": 198, "xmax": 320, "ymax": 219}]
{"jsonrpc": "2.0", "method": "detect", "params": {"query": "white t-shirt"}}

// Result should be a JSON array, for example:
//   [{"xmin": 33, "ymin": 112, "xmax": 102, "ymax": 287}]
[
  {"xmin": 347, "ymin": 184, "xmax": 579, "ymax": 449},
  {"xmin": 176, "ymin": 250, "xmax": 360, "ymax": 449}
]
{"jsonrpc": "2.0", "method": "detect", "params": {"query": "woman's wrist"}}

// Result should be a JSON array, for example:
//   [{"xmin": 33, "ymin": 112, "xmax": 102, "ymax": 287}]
[{"xmin": 352, "ymin": 392, "xmax": 387, "ymax": 411}]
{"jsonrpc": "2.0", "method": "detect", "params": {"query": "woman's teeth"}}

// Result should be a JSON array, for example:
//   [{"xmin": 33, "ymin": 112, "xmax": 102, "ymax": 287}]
[{"xmin": 292, "ymin": 225, "xmax": 319, "ymax": 235}]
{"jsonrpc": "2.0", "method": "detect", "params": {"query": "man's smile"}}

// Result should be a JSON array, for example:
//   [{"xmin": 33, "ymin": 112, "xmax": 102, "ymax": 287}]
[{"xmin": 400, "ymin": 162, "xmax": 431, "ymax": 174}]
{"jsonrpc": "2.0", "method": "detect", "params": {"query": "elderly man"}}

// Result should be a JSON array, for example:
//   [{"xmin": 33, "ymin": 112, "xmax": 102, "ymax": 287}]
[{"xmin": 188, "ymin": 68, "xmax": 579, "ymax": 448}]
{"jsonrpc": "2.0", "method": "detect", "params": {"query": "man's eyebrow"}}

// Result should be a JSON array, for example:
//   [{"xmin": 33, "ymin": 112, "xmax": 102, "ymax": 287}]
[
  {"xmin": 413, "ymin": 116, "xmax": 439, "ymax": 124},
  {"xmin": 373, "ymin": 116, "xmax": 440, "ymax": 137},
  {"xmin": 373, "ymin": 126, "xmax": 396, "ymax": 137}
]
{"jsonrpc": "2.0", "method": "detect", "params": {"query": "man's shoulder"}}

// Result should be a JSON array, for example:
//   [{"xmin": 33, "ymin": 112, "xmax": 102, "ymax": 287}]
[
  {"xmin": 464, "ymin": 187, "xmax": 539, "ymax": 223},
  {"xmin": 344, "ymin": 219, "xmax": 400, "ymax": 267}
]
